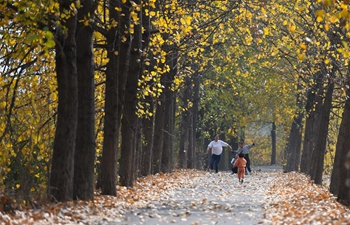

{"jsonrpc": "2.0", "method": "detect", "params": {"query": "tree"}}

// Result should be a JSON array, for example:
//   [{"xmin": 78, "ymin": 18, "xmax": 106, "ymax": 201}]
[
  {"xmin": 270, "ymin": 122, "xmax": 277, "ymax": 165},
  {"xmin": 284, "ymin": 82, "xmax": 304, "ymax": 171},
  {"xmin": 119, "ymin": 0, "xmax": 143, "ymax": 187},
  {"xmin": 73, "ymin": 0, "xmax": 97, "ymax": 201},
  {"xmin": 160, "ymin": 51, "xmax": 177, "ymax": 173},
  {"xmin": 309, "ymin": 78, "xmax": 334, "ymax": 184},
  {"xmin": 284, "ymin": 114, "xmax": 303, "ymax": 172},
  {"xmin": 152, "ymin": 78, "xmax": 166, "ymax": 173},
  {"xmin": 50, "ymin": 0, "xmax": 78, "ymax": 202},
  {"xmin": 99, "ymin": 0, "xmax": 131, "ymax": 195},
  {"xmin": 330, "ymin": 65, "xmax": 350, "ymax": 205}
]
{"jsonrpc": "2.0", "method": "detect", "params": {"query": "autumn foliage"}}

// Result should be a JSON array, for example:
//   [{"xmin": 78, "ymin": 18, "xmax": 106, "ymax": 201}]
[{"xmin": 1, "ymin": 0, "xmax": 350, "ymax": 215}]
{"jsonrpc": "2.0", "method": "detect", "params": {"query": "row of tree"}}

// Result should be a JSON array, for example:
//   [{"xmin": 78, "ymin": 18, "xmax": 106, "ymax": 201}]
[{"xmin": 0, "ymin": 0, "xmax": 349, "ymax": 207}]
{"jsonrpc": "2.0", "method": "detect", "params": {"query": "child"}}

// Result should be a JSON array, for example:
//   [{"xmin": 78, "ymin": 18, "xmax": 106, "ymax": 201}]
[{"xmin": 233, "ymin": 153, "xmax": 247, "ymax": 184}]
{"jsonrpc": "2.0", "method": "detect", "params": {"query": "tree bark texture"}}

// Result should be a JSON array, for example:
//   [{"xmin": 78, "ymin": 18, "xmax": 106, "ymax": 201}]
[
  {"xmin": 179, "ymin": 76, "xmax": 192, "ymax": 169},
  {"xmin": 284, "ymin": 113, "xmax": 303, "ymax": 172},
  {"xmin": 310, "ymin": 81, "xmax": 334, "ymax": 184},
  {"xmin": 270, "ymin": 121, "xmax": 276, "ymax": 165},
  {"xmin": 139, "ymin": 0, "xmax": 153, "ymax": 177},
  {"xmin": 300, "ymin": 74, "xmax": 323, "ymax": 174},
  {"xmin": 50, "ymin": 4, "xmax": 77, "ymax": 202},
  {"xmin": 152, "ymin": 97, "xmax": 165, "ymax": 174},
  {"xmin": 333, "ymin": 101, "xmax": 350, "ymax": 205},
  {"xmin": 192, "ymin": 73, "xmax": 200, "ymax": 169},
  {"xmin": 140, "ymin": 101, "xmax": 154, "ymax": 176},
  {"xmin": 100, "ymin": 0, "xmax": 130, "ymax": 195},
  {"xmin": 161, "ymin": 51, "xmax": 177, "ymax": 173},
  {"xmin": 330, "ymin": 68, "xmax": 350, "ymax": 204},
  {"xmin": 119, "ymin": 3, "xmax": 142, "ymax": 186},
  {"xmin": 73, "ymin": 0, "xmax": 96, "ymax": 201}
]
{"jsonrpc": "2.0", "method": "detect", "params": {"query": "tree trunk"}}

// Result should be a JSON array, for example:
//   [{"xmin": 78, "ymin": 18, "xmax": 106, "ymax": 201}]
[
  {"xmin": 300, "ymin": 74, "xmax": 323, "ymax": 174},
  {"xmin": 310, "ymin": 81, "xmax": 334, "ymax": 184},
  {"xmin": 152, "ymin": 97, "xmax": 165, "ymax": 174},
  {"xmin": 218, "ymin": 133, "xmax": 229, "ymax": 171},
  {"xmin": 161, "ymin": 97, "xmax": 172, "ymax": 173},
  {"xmin": 50, "ymin": 5, "xmax": 77, "ymax": 202},
  {"xmin": 161, "ymin": 51, "xmax": 177, "ymax": 173},
  {"xmin": 169, "ymin": 90, "xmax": 176, "ymax": 171},
  {"xmin": 140, "ymin": 100, "xmax": 154, "ymax": 176},
  {"xmin": 100, "ymin": 0, "xmax": 130, "ymax": 196},
  {"xmin": 73, "ymin": 0, "xmax": 96, "ymax": 201},
  {"xmin": 119, "ymin": 113, "xmax": 137, "ymax": 187},
  {"xmin": 119, "ymin": 3, "xmax": 142, "ymax": 186},
  {"xmin": 330, "ymin": 68, "xmax": 350, "ymax": 203},
  {"xmin": 192, "ymin": 73, "xmax": 200, "ymax": 169},
  {"xmin": 284, "ymin": 114, "xmax": 303, "ymax": 172},
  {"xmin": 332, "ymin": 102, "xmax": 350, "ymax": 205},
  {"xmin": 139, "ymin": 0, "xmax": 152, "ymax": 177},
  {"xmin": 178, "ymin": 76, "xmax": 191, "ymax": 169},
  {"xmin": 270, "ymin": 121, "xmax": 276, "ymax": 165},
  {"xmin": 99, "ymin": 53, "xmax": 119, "ymax": 196},
  {"xmin": 186, "ymin": 75, "xmax": 194, "ymax": 169},
  {"xmin": 135, "ymin": 121, "xmax": 142, "ymax": 177},
  {"xmin": 187, "ymin": 109, "xmax": 194, "ymax": 169}
]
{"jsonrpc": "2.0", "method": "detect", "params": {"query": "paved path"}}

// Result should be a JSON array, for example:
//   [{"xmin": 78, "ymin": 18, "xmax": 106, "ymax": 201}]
[{"xmin": 107, "ymin": 166, "xmax": 282, "ymax": 225}]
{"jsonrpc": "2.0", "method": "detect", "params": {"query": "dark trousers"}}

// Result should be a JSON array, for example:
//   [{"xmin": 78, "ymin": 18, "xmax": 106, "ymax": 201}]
[
  {"xmin": 210, "ymin": 154, "xmax": 222, "ymax": 173},
  {"xmin": 244, "ymin": 154, "xmax": 251, "ymax": 173},
  {"xmin": 232, "ymin": 166, "xmax": 238, "ymax": 173}
]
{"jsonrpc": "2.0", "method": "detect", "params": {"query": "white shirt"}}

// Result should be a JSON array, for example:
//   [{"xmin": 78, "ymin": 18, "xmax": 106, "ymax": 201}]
[{"xmin": 208, "ymin": 140, "xmax": 230, "ymax": 155}]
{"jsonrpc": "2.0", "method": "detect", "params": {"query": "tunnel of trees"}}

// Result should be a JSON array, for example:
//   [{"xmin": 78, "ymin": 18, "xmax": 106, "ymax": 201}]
[{"xmin": 0, "ymin": 0, "xmax": 349, "ymax": 206}]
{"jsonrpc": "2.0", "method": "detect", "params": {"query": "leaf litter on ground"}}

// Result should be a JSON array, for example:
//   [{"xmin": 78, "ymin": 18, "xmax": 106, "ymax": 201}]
[
  {"xmin": 0, "ymin": 167, "xmax": 349, "ymax": 225},
  {"xmin": 264, "ymin": 171, "xmax": 350, "ymax": 225}
]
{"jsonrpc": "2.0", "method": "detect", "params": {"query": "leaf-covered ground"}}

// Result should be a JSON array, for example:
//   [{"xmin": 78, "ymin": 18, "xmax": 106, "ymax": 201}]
[
  {"xmin": 1, "ymin": 167, "xmax": 349, "ymax": 224},
  {"xmin": 265, "ymin": 171, "xmax": 350, "ymax": 224}
]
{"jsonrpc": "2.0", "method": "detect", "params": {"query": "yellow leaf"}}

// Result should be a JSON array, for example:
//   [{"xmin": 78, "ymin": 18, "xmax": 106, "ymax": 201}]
[
  {"xmin": 315, "ymin": 10, "xmax": 325, "ymax": 17},
  {"xmin": 298, "ymin": 53, "xmax": 304, "ymax": 61},
  {"xmin": 325, "ymin": 23, "xmax": 330, "ymax": 31},
  {"xmin": 330, "ymin": 15, "xmax": 338, "ymax": 23},
  {"xmin": 131, "ymin": 11, "xmax": 139, "ymax": 23},
  {"xmin": 315, "ymin": 10, "xmax": 325, "ymax": 22},
  {"xmin": 263, "ymin": 27, "xmax": 269, "ymax": 36},
  {"xmin": 290, "ymin": 25, "xmax": 296, "ymax": 32},
  {"xmin": 316, "ymin": 16, "xmax": 323, "ymax": 22},
  {"xmin": 340, "ymin": 9, "xmax": 349, "ymax": 18},
  {"xmin": 300, "ymin": 43, "xmax": 307, "ymax": 50}
]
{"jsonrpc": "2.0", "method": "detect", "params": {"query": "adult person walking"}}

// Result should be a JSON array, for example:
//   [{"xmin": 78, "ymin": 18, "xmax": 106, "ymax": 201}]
[
  {"xmin": 207, "ymin": 134, "xmax": 232, "ymax": 173},
  {"xmin": 237, "ymin": 141, "xmax": 255, "ymax": 174}
]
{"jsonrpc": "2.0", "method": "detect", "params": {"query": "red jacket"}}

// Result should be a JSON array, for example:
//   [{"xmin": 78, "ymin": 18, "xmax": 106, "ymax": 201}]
[{"xmin": 233, "ymin": 157, "xmax": 247, "ymax": 168}]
